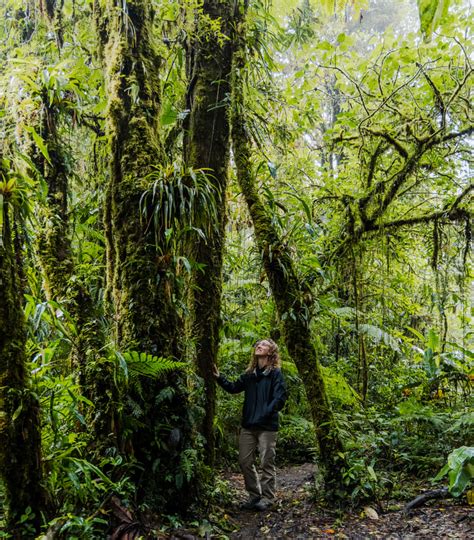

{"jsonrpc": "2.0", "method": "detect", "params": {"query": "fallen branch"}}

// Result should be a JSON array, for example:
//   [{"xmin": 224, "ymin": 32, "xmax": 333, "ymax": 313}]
[{"xmin": 403, "ymin": 487, "xmax": 449, "ymax": 514}]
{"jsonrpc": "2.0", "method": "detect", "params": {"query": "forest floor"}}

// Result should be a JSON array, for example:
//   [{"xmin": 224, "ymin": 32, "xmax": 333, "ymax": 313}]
[{"xmin": 167, "ymin": 463, "xmax": 473, "ymax": 539}]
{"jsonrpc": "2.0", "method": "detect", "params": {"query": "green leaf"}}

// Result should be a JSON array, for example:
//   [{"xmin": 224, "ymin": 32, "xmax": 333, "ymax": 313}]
[
  {"xmin": 427, "ymin": 328, "xmax": 439, "ymax": 351},
  {"xmin": 178, "ymin": 256, "xmax": 192, "ymax": 274},
  {"xmin": 267, "ymin": 161, "xmax": 278, "ymax": 179},
  {"xmin": 359, "ymin": 323, "xmax": 401, "ymax": 353},
  {"xmin": 161, "ymin": 102, "xmax": 178, "ymax": 126},
  {"xmin": 406, "ymin": 326, "xmax": 425, "ymax": 342},
  {"xmin": 449, "ymin": 465, "xmax": 472, "ymax": 497},
  {"xmin": 434, "ymin": 447, "xmax": 474, "ymax": 496},
  {"xmin": 24, "ymin": 126, "xmax": 52, "ymax": 164},
  {"xmin": 120, "ymin": 350, "xmax": 186, "ymax": 379},
  {"xmin": 433, "ymin": 462, "xmax": 450, "ymax": 482},
  {"xmin": 12, "ymin": 402, "xmax": 23, "ymax": 422},
  {"xmin": 114, "ymin": 351, "xmax": 128, "ymax": 383},
  {"xmin": 447, "ymin": 446, "xmax": 474, "ymax": 470},
  {"xmin": 417, "ymin": 0, "xmax": 451, "ymax": 38},
  {"xmin": 367, "ymin": 465, "xmax": 377, "ymax": 481}
]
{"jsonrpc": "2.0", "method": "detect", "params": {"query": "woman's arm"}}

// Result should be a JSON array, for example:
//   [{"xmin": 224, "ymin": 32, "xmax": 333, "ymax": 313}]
[{"xmin": 213, "ymin": 364, "xmax": 246, "ymax": 394}]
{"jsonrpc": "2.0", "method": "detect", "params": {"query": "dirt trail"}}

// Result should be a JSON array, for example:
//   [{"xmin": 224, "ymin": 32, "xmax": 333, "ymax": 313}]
[{"xmin": 218, "ymin": 464, "xmax": 473, "ymax": 539}]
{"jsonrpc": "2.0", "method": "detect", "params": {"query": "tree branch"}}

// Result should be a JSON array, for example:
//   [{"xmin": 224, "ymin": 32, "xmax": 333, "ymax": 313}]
[
  {"xmin": 436, "ymin": 125, "xmax": 474, "ymax": 144},
  {"xmin": 365, "ymin": 184, "xmax": 473, "ymax": 232},
  {"xmin": 366, "ymin": 142, "xmax": 385, "ymax": 188},
  {"xmin": 78, "ymin": 114, "xmax": 105, "ymax": 137},
  {"xmin": 416, "ymin": 62, "xmax": 446, "ymax": 130},
  {"xmin": 362, "ymin": 129, "xmax": 408, "ymax": 159}
]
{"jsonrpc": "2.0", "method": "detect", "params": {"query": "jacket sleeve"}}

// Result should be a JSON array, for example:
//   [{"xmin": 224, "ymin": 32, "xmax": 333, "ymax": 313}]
[
  {"xmin": 216, "ymin": 373, "xmax": 246, "ymax": 394},
  {"xmin": 267, "ymin": 369, "xmax": 287, "ymax": 413}
]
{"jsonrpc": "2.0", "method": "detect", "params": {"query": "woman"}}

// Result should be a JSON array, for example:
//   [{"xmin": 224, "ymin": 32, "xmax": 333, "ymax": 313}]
[{"xmin": 213, "ymin": 339, "xmax": 287, "ymax": 511}]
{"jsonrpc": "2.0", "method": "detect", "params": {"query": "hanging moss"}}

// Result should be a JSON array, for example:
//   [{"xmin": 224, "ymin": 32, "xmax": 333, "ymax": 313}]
[
  {"xmin": 33, "ymin": 130, "xmax": 74, "ymax": 303},
  {"xmin": 0, "ymin": 202, "xmax": 46, "ymax": 537}
]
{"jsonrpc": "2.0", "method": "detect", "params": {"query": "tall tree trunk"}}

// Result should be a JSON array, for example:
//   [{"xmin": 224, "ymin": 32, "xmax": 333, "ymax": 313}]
[
  {"xmin": 230, "ymin": 1, "xmax": 346, "ymax": 494},
  {"xmin": 100, "ymin": 0, "xmax": 193, "ymax": 507},
  {"xmin": 0, "ymin": 195, "xmax": 46, "ymax": 537},
  {"xmin": 185, "ymin": 0, "xmax": 233, "ymax": 464}
]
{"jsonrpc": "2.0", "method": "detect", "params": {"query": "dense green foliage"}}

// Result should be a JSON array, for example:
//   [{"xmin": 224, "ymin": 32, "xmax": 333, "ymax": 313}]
[{"xmin": 0, "ymin": 0, "xmax": 472, "ymax": 537}]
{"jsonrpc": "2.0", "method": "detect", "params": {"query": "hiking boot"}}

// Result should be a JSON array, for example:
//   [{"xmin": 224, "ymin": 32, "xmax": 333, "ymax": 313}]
[
  {"xmin": 240, "ymin": 497, "xmax": 261, "ymax": 510},
  {"xmin": 254, "ymin": 498, "xmax": 273, "ymax": 511}
]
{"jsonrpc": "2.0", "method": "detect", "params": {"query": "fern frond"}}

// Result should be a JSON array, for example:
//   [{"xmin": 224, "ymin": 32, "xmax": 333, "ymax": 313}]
[
  {"xmin": 121, "ymin": 350, "xmax": 186, "ymax": 379},
  {"xmin": 358, "ymin": 323, "xmax": 401, "ymax": 353},
  {"xmin": 126, "ymin": 396, "xmax": 144, "ymax": 418}
]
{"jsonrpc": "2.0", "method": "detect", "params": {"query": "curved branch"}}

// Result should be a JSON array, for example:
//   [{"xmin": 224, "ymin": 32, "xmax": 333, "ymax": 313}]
[
  {"xmin": 363, "ymin": 129, "xmax": 408, "ymax": 159},
  {"xmin": 436, "ymin": 125, "xmax": 474, "ymax": 145},
  {"xmin": 404, "ymin": 488, "xmax": 449, "ymax": 514},
  {"xmin": 365, "ymin": 184, "xmax": 473, "ymax": 232},
  {"xmin": 366, "ymin": 141, "xmax": 386, "ymax": 188},
  {"xmin": 78, "ymin": 114, "xmax": 105, "ymax": 136},
  {"xmin": 359, "ymin": 123, "xmax": 472, "ymax": 224},
  {"xmin": 416, "ymin": 62, "xmax": 446, "ymax": 130}
]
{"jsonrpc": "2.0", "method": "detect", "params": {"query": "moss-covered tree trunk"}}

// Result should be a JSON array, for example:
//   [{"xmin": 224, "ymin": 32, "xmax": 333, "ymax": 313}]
[
  {"xmin": 185, "ymin": 0, "xmax": 234, "ymax": 464},
  {"xmin": 0, "ymin": 198, "xmax": 46, "ymax": 537},
  {"xmin": 102, "ymin": 0, "xmax": 169, "ymax": 348},
  {"xmin": 33, "ymin": 111, "xmax": 73, "ymax": 302},
  {"xmin": 29, "ymin": 0, "xmax": 74, "ymax": 300},
  {"xmin": 230, "ymin": 1, "xmax": 346, "ymax": 494},
  {"xmin": 100, "ymin": 0, "xmax": 193, "ymax": 507}
]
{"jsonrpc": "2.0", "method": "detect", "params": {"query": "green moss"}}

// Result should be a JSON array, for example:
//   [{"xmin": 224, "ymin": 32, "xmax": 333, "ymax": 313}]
[
  {"xmin": 100, "ymin": 0, "xmax": 197, "ymax": 508},
  {"xmin": 185, "ymin": 0, "xmax": 234, "ymax": 464},
  {"xmin": 0, "ymin": 205, "xmax": 46, "ymax": 536}
]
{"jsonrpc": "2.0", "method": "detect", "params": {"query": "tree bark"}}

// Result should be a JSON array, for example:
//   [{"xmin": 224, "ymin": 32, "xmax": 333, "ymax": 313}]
[
  {"xmin": 185, "ymin": 0, "xmax": 234, "ymax": 465},
  {"xmin": 34, "ymin": 110, "xmax": 74, "ymax": 303},
  {"xmin": 0, "ymin": 197, "xmax": 46, "ymax": 537},
  {"xmin": 100, "ymin": 0, "xmax": 193, "ymax": 507},
  {"xmin": 230, "ymin": 1, "xmax": 346, "ymax": 494}
]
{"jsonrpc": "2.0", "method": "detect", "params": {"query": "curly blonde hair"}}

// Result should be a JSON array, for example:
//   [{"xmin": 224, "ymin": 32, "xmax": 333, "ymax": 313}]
[{"xmin": 246, "ymin": 339, "xmax": 281, "ymax": 372}]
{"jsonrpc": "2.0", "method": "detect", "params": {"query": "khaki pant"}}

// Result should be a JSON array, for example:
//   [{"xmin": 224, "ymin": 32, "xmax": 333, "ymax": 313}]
[{"xmin": 238, "ymin": 428, "xmax": 278, "ymax": 501}]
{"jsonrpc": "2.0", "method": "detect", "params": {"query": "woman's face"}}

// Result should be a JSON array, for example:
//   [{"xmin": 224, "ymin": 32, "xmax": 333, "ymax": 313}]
[{"xmin": 255, "ymin": 340, "xmax": 271, "ymax": 357}]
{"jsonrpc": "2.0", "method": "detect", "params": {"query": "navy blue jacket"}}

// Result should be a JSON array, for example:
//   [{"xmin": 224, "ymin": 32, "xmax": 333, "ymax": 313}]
[{"xmin": 217, "ymin": 367, "xmax": 287, "ymax": 431}]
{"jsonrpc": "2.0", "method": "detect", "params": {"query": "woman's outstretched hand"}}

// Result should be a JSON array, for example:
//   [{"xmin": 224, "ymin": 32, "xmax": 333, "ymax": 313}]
[{"xmin": 212, "ymin": 363, "xmax": 220, "ymax": 378}]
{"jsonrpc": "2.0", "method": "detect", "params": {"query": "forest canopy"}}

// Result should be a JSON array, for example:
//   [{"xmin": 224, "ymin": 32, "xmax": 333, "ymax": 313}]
[{"xmin": 0, "ymin": 0, "xmax": 472, "ymax": 538}]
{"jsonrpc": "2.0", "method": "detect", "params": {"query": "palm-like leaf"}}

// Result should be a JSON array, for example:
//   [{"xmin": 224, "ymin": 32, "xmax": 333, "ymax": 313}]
[{"xmin": 117, "ymin": 350, "xmax": 186, "ymax": 380}]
